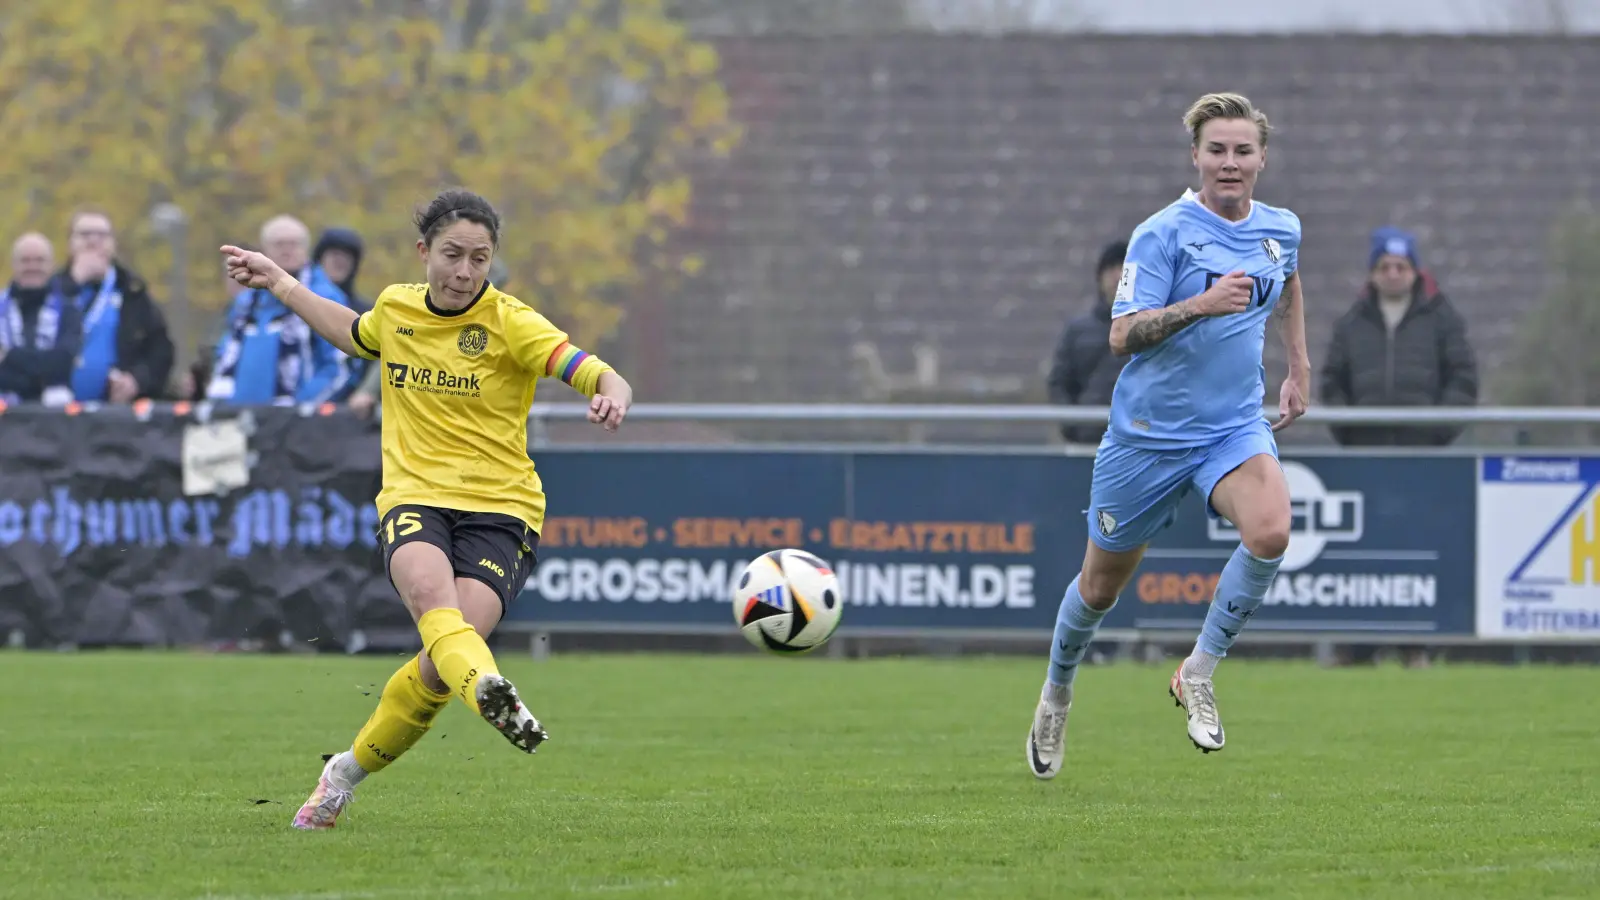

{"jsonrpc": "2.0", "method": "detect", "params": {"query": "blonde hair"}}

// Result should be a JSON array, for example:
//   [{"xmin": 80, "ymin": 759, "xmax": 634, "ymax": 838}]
[{"xmin": 1184, "ymin": 92, "xmax": 1272, "ymax": 147}]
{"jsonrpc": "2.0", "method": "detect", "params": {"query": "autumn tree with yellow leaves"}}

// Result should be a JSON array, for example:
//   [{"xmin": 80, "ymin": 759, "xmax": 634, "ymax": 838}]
[{"xmin": 0, "ymin": 0, "xmax": 734, "ymax": 374}]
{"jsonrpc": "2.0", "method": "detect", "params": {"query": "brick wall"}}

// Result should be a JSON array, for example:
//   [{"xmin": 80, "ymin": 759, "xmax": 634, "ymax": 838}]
[{"xmin": 635, "ymin": 34, "xmax": 1600, "ymax": 415}]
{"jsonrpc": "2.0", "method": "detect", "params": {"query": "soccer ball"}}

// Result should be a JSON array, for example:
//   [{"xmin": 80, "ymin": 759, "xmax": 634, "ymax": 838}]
[{"xmin": 732, "ymin": 549, "xmax": 843, "ymax": 654}]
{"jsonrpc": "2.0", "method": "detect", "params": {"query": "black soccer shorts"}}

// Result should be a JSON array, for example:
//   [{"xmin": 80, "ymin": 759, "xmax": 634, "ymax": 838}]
[{"xmin": 378, "ymin": 504, "xmax": 538, "ymax": 611}]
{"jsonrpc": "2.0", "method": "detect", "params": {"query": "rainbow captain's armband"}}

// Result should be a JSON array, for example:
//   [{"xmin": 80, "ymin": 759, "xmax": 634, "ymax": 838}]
[{"xmin": 546, "ymin": 341, "xmax": 593, "ymax": 386}]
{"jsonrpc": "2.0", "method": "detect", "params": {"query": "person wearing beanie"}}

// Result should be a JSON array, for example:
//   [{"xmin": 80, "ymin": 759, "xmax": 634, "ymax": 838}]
[
  {"xmin": 313, "ymin": 227, "xmax": 368, "ymax": 313},
  {"xmin": 1045, "ymin": 239, "xmax": 1130, "ymax": 444},
  {"xmin": 314, "ymin": 227, "xmax": 374, "ymax": 406},
  {"xmin": 1321, "ymin": 226, "xmax": 1479, "ymax": 446}
]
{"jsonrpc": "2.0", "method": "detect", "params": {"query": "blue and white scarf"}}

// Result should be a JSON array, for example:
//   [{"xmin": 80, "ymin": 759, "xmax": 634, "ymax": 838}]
[
  {"xmin": 0, "ymin": 282, "xmax": 66, "ymax": 352},
  {"xmin": 74, "ymin": 266, "xmax": 120, "ymax": 334},
  {"xmin": 70, "ymin": 267, "xmax": 125, "ymax": 401},
  {"xmin": 210, "ymin": 266, "xmax": 325, "ymax": 404}
]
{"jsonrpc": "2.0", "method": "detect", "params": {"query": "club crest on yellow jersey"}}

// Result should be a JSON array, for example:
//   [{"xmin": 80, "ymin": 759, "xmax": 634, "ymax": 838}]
[{"xmin": 458, "ymin": 323, "xmax": 489, "ymax": 358}]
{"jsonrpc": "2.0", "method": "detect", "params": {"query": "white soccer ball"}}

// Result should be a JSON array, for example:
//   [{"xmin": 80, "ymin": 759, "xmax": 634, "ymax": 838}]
[{"xmin": 732, "ymin": 549, "xmax": 843, "ymax": 654}]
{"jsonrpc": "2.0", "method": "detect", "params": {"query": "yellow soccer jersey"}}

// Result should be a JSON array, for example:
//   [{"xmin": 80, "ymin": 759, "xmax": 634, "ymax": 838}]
[{"xmin": 348, "ymin": 281, "xmax": 612, "ymax": 534}]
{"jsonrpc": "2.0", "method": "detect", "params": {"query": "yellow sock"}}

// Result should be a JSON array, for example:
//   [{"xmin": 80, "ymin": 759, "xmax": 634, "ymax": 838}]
[
  {"xmin": 351, "ymin": 656, "xmax": 451, "ymax": 773},
  {"xmin": 417, "ymin": 607, "xmax": 500, "ymax": 712}
]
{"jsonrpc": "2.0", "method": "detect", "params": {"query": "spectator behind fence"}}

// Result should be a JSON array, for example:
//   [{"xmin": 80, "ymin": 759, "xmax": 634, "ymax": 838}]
[
  {"xmin": 207, "ymin": 216, "xmax": 358, "ymax": 406},
  {"xmin": 1045, "ymin": 240, "xmax": 1129, "ymax": 444},
  {"xmin": 0, "ymin": 233, "xmax": 82, "ymax": 406},
  {"xmin": 1321, "ymin": 227, "xmax": 1479, "ymax": 446},
  {"xmin": 313, "ymin": 227, "xmax": 368, "ymax": 312},
  {"xmin": 55, "ymin": 207, "xmax": 174, "ymax": 403},
  {"xmin": 315, "ymin": 227, "xmax": 374, "ymax": 403},
  {"xmin": 181, "ymin": 242, "xmax": 257, "ymax": 401}
]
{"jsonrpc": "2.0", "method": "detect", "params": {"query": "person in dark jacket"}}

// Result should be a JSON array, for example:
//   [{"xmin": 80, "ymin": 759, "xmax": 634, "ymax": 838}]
[
  {"xmin": 313, "ymin": 227, "xmax": 373, "ymax": 402},
  {"xmin": 313, "ymin": 227, "xmax": 368, "ymax": 313},
  {"xmin": 0, "ymin": 232, "xmax": 83, "ymax": 405},
  {"xmin": 54, "ymin": 208, "xmax": 175, "ymax": 402},
  {"xmin": 1321, "ymin": 227, "xmax": 1478, "ymax": 446},
  {"xmin": 1046, "ymin": 240, "xmax": 1129, "ymax": 444}
]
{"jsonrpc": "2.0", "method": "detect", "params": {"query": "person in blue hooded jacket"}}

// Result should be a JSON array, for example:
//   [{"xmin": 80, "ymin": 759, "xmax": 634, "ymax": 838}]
[
  {"xmin": 313, "ymin": 226, "xmax": 373, "ymax": 399},
  {"xmin": 206, "ymin": 215, "xmax": 358, "ymax": 405}
]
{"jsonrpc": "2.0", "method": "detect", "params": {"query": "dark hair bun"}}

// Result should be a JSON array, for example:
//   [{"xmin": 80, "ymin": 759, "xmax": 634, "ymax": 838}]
[{"xmin": 415, "ymin": 188, "xmax": 500, "ymax": 247}]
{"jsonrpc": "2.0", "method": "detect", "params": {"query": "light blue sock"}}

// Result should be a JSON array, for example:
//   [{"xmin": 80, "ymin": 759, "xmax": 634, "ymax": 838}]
[
  {"xmin": 1047, "ymin": 577, "xmax": 1109, "ymax": 687},
  {"xmin": 1196, "ymin": 544, "xmax": 1282, "ymax": 661}
]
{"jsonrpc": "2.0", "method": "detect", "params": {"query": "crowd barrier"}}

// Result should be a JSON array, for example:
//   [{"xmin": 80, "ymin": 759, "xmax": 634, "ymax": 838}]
[{"xmin": 0, "ymin": 404, "xmax": 1597, "ymax": 649}]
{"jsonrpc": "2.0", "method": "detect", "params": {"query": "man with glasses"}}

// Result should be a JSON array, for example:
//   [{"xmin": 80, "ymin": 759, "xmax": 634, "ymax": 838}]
[{"xmin": 54, "ymin": 207, "xmax": 175, "ymax": 403}]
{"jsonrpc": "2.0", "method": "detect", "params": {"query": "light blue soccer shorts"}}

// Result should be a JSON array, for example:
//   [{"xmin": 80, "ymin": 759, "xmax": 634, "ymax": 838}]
[{"xmin": 1086, "ymin": 417, "xmax": 1279, "ymax": 553}]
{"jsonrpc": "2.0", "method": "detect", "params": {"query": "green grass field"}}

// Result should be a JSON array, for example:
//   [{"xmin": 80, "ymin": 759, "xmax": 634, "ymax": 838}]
[{"xmin": 1, "ymin": 651, "xmax": 1595, "ymax": 899}]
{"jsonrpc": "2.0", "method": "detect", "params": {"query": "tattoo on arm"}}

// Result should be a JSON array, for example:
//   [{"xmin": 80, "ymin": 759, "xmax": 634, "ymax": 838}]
[
  {"xmin": 1275, "ymin": 273, "xmax": 1299, "ymax": 321},
  {"xmin": 1123, "ymin": 304, "xmax": 1203, "ymax": 354}
]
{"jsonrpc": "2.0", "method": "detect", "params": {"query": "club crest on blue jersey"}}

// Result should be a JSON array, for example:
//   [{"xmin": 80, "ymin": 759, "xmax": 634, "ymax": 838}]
[{"xmin": 1261, "ymin": 238, "xmax": 1281, "ymax": 263}]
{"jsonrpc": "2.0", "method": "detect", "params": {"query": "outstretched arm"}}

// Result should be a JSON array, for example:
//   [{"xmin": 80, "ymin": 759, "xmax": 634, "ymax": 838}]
[{"xmin": 221, "ymin": 245, "xmax": 360, "ymax": 358}]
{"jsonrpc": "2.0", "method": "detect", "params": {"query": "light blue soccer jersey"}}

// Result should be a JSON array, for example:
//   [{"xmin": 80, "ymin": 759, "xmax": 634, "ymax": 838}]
[{"xmin": 1107, "ymin": 189, "xmax": 1301, "ymax": 449}]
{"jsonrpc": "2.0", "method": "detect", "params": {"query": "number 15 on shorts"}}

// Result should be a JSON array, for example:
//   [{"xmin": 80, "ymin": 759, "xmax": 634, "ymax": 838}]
[{"xmin": 384, "ymin": 511, "xmax": 423, "ymax": 545}]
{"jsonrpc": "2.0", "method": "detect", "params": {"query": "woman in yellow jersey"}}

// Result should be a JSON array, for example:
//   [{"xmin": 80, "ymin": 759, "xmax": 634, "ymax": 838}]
[{"xmin": 221, "ymin": 188, "xmax": 632, "ymax": 831}]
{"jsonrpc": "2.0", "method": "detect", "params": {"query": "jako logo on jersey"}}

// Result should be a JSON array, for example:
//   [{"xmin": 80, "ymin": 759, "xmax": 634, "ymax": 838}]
[
  {"xmin": 1208, "ymin": 461, "xmax": 1361, "ymax": 572},
  {"xmin": 458, "ymin": 323, "xmax": 489, "ymax": 358},
  {"xmin": 478, "ymin": 557, "xmax": 506, "ymax": 577},
  {"xmin": 1204, "ymin": 271, "xmax": 1277, "ymax": 307},
  {"xmin": 395, "ymin": 326, "xmax": 414, "ymax": 336}
]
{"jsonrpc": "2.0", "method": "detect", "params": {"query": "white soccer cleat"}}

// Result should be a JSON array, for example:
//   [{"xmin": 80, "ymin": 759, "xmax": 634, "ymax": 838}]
[
  {"xmin": 1025, "ymin": 684, "xmax": 1072, "ymax": 780},
  {"xmin": 1169, "ymin": 662, "xmax": 1225, "ymax": 753},
  {"xmin": 474, "ymin": 673, "xmax": 549, "ymax": 754},
  {"xmin": 292, "ymin": 754, "xmax": 354, "ymax": 831}
]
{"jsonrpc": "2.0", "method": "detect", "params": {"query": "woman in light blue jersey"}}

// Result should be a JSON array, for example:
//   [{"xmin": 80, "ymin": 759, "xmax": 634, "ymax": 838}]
[{"xmin": 1026, "ymin": 92, "xmax": 1310, "ymax": 779}]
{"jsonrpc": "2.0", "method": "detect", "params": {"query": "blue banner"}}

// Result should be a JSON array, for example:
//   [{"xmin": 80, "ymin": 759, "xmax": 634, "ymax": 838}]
[
  {"xmin": 0, "ymin": 405, "xmax": 1479, "ymax": 645},
  {"xmin": 1104, "ymin": 455, "xmax": 1477, "ymax": 635},
  {"xmin": 512, "ymin": 450, "xmax": 1478, "ymax": 636}
]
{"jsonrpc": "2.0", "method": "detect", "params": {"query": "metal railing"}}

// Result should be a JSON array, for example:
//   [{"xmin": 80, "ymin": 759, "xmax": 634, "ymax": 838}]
[
  {"xmin": 2, "ymin": 400, "xmax": 1595, "ymax": 428},
  {"xmin": 525, "ymin": 402, "xmax": 1600, "ymax": 426}
]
